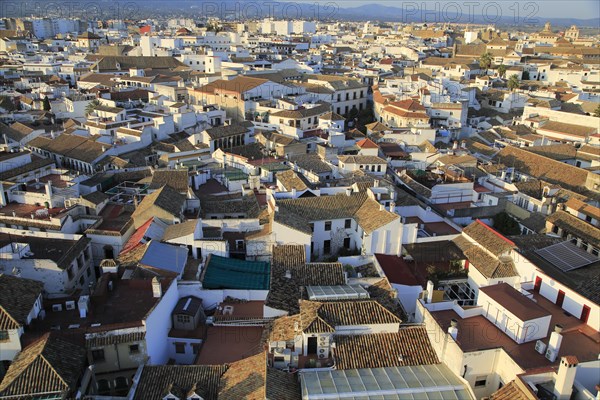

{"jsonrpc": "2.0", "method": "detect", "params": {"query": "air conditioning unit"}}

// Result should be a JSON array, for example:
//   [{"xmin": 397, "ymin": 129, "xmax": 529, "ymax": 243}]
[
  {"xmin": 52, "ymin": 304, "xmax": 63, "ymax": 312},
  {"xmin": 534, "ymin": 340, "xmax": 547, "ymax": 355},
  {"xmin": 318, "ymin": 354, "xmax": 325, "ymax": 359},
  {"xmin": 65, "ymin": 301, "xmax": 76, "ymax": 310},
  {"xmin": 545, "ymin": 348, "xmax": 557, "ymax": 362}
]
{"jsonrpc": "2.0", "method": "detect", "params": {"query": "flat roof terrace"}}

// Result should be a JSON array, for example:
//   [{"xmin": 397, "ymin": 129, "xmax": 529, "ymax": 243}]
[
  {"xmin": 195, "ymin": 326, "xmax": 264, "ymax": 365},
  {"xmin": 430, "ymin": 288, "xmax": 599, "ymax": 369}
]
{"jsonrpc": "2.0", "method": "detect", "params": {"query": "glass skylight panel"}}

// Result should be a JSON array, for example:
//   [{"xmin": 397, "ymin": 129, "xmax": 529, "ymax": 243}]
[
  {"xmin": 301, "ymin": 365, "xmax": 473, "ymax": 399},
  {"xmin": 307, "ymin": 285, "xmax": 370, "ymax": 300},
  {"xmin": 402, "ymin": 367, "xmax": 422, "ymax": 388}
]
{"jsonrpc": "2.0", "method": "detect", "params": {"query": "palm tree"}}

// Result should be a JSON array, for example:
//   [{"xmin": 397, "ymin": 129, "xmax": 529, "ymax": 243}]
[
  {"xmin": 507, "ymin": 74, "xmax": 520, "ymax": 91},
  {"xmin": 479, "ymin": 52, "xmax": 492, "ymax": 75},
  {"xmin": 85, "ymin": 99, "xmax": 100, "ymax": 116},
  {"xmin": 497, "ymin": 64, "xmax": 507, "ymax": 77}
]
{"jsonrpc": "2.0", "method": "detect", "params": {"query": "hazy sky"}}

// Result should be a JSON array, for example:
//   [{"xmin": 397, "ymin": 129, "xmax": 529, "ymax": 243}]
[{"xmin": 320, "ymin": 0, "xmax": 600, "ymax": 20}]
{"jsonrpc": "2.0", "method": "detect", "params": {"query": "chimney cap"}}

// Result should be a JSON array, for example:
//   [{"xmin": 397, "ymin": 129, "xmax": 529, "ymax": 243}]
[
  {"xmin": 562, "ymin": 355, "xmax": 579, "ymax": 367},
  {"xmin": 450, "ymin": 318, "xmax": 458, "ymax": 328},
  {"xmin": 554, "ymin": 324, "xmax": 564, "ymax": 334}
]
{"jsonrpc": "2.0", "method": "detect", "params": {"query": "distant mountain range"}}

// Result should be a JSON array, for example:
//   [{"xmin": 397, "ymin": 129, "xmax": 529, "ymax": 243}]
[
  {"xmin": 4, "ymin": 0, "xmax": 599, "ymax": 28},
  {"xmin": 335, "ymin": 4, "xmax": 600, "ymax": 27}
]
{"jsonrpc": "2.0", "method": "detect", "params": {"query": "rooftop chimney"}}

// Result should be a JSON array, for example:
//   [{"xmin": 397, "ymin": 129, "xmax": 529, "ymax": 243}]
[
  {"xmin": 547, "ymin": 324, "xmax": 564, "ymax": 362},
  {"xmin": 78, "ymin": 295, "xmax": 90, "ymax": 318},
  {"xmin": 426, "ymin": 280, "xmax": 434, "ymax": 303},
  {"xmin": 448, "ymin": 319, "xmax": 458, "ymax": 341},
  {"xmin": 452, "ymin": 141, "xmax": 458, "ymax": 150},
  {"xmin": 152, "ymin": 277, "xmax": 162, "ymax": 298},
  {"xmin": 554, "ymin": 356, "xmax": 578, "ymax": 400}
]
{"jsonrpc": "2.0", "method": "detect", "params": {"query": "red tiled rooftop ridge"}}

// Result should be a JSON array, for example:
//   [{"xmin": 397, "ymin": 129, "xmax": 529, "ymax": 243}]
[{"xmin": 475, "ymin": 219, "xmax": 516, "ymax": 246}]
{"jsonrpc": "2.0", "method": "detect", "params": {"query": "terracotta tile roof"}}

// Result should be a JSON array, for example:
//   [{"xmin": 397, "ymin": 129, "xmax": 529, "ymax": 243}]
[
  {"xmin": 266, "ymin": 262, "xmax": 346, "ymax": 314},
  {"xmin": 563, "ymin": 355, "xmax": 579, "ymax": 365},
  {"xmin": 85, "ymin": 55, "xmax": 186, "ymax": 71},
  {"xmin": 0, "ymin": 233, "xmax": 91, "ymax": 270},
  {"xmin": 271, "ymin": 102, "xmax": 331, "ymax": 119},
  {"xmin": 538, "ymin": 121, "xmax": 597, "ymax": 137},
  {"xmin": 319, "ymin": 111, "xmax": 344, "ymax": 121},
  {"xmin": 382, "ymin": 105, "xmax": 429, "ymax": 119},
  {"xmin": 289, "ymin": 154, "xmax": 332, "ymax": 174},
  {"xmin": 388, "ymin": 99, "xmax": 426, "ymax": 112},
  {"xmin": 133, "ymin": 364, "xmax": 226, "ymax": 400},
  {"xmin": 218, "ymin": 352, "xmax": 267, "ymax": 400},
  {"xmin": 0, "ymin": 334, "xmax": 86, "ymax": 398},
  {"xmin": 82, "ymin": 190, "xmax": 110, "ymax": 205},
  {"xmin": 86, "ymin": 331, "xmax": 145, "ymax": 348},
  {"xmin": 462, "ymin": 220, "xmax": 516, "ymax": 256},
  {"xmin": 547, "ymin": 210, "xmax": 600, "ymax": 248},
  {"xmin": 525, "ymin": 143, "xmax": 577, "ymax": 160},
  {"xmin": 195, "ymin": 76, "xmax": 268, "ymax": 96},
  {"xmin": 271, "ymin": 244, "xmax": 306, "ymax": 268},
  {"xmin": 565, "ymin": 197, "xmax": 600, "ymax": 220},
  {"xmin": 487, "ymin": 380, "xmax": 534, "ymax": 400},
  {"xmin": 465, "ymin": 138, "xmax": 498, "ymax": 157},
  {"xmin": 0, "ymin": 274, "xmax": 43, "ymax": 330},
  {"xmin": 162, "ymin": 219, "xmax": 199, "ymax": 241},
  {"xmin": 338, "ymin": 155, "xmax": 387, "ymax": 164},
  {"xmin": 463, "ymin": 246, "xmax": 519, "ymax": 279},
  {"xmin": 0, "ymin": 122, "xmax": 30, "ymax": 141},
  {"xmin": 200, "ymin": 191, "xmax": 261, "ymax": 219},
  {"xmin": 576, "ymin": 145, "xmax": 600, "ymax": 162},
  {"xmin": 266, "ymin": 367, "xmax": 301, "ymax": 400},
  {"xmin": 0, "ymin": 156, "xmax": 54, "ymax": 182},
  {"xmin": 149, "ymin": 168, "xmax": 189, "ymax": 193},
  {"xmin": 357, "ymin": 138, "xmax": 379, "ymax": 149},
  {"xmin": 365, "ymin": 121, "xmax": 390, "ymax": 132},
  {"xmin": 275, "ymin": 192, "xmax": 399, "ymax": 234},
  {"xmin": 276, "ymin": 169, "xmax": 310, "ymax": 191},
  {"xmin": 514, "ymin": 179, "xmax": 554, "ymax": 200},
  {"xmin": 300, "ymin": 299, "xmax": 402, "ymax": 331},
  {"xmin": 333, "ymin": 327, "xmax": 439, "ymax": 369},
  {"xmin": 264, "ymin": 314, "xmax": 301, "ymax": 342},
  {"xmin": 495, "ymin": 145, "xmax": 590, "ymax": 191},
  {"xmin": 205, "ymin": 124, "xmax": 249, "ymax": 140},
  {"xmin": 28, "ymin": 133, "xmax": 109, "ymax": 164},
  {"xmin": 132, "ymin": 185, "xmax": 185, "ymax": 220},
  {"xmin": 258, "ymin": 130, "xmax": 298, "ymax": 146},
  {"xmin": 436, "ymin": 154, "xmax": 477, "ymax": 166}
]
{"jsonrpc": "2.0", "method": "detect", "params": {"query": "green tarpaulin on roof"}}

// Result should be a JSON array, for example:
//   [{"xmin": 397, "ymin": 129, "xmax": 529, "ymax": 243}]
[{"xmin": 202, "ymin": 255, "xmax": 270, "ymax": 290}]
